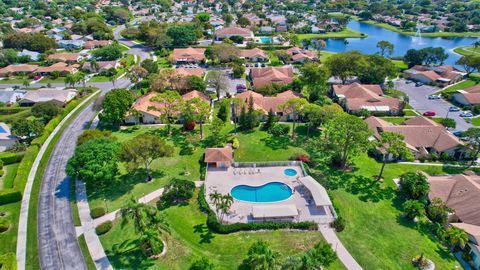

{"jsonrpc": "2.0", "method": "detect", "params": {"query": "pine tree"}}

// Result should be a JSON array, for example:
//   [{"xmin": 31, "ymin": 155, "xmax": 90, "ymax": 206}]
[
  {"xmin": 217, "ymin": 101, "xmax": 228, "ymax": 122},
  {"xmin": 262, "ymin": 109, "xmax": 277, "ymax": 130},
  {"xmin": 246, "ymin": 96, "xmax": 257, "ymax": 130},
  {"xmin": 239, "ymin": 105, "xmax": 248, "ymax": 130}
]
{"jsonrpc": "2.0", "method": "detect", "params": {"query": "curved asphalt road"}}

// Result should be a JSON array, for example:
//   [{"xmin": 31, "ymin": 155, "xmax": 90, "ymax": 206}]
[{"xmin": 33, "ymin": 22, "xmax": 151, "ymax": 270}]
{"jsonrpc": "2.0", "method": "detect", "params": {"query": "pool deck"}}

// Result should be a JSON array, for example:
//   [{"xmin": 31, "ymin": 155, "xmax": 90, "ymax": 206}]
[{"xmin": 205, "ymin": 164, "xmax": 335, "ymax": 224}]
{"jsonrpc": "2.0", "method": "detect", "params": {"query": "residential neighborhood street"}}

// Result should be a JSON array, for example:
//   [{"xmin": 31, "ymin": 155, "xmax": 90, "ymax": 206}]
[{"xmin": 394, "ymin": 78, "xmax": 472, "ymax": 131}]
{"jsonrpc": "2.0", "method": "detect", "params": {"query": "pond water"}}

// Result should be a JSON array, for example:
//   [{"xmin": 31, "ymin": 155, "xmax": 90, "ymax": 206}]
[{"xmin": 322, "ymin": 20, "xmax": 480, "ymax": 66}]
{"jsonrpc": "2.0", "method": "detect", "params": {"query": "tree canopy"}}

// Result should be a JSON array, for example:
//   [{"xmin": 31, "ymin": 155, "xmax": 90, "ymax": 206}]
[{"xmin": 100, "ymin": 88, "xmax": 135, "ymax": 125}]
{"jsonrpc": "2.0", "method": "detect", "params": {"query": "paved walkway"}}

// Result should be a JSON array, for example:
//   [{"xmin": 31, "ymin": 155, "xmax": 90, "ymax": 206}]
[
  {"xmin": 397, "ymin": 161, "xmax": 478, "ymax": 167},
  {"xmin": 16, "ymin": 91, "xmax": 100, "ymax": 270},
  {"xmin": 319, "ymin": 225, "xmax": 363, "ymax": 270},
  {"xmin": 76, "ymin": 181, "xmax": 113, "ymax": 270}
]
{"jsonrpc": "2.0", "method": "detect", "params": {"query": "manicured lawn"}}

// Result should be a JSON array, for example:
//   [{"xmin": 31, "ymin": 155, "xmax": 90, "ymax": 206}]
[
  {"xmin": 89, "ymin": 76, "xmax": 112, "ymax": 83},
  {"xmin": 0, "ymin": 201, "xmax": 21, "ymax": 254},
  {"xmin": 100, "ymin": 189, "xmax": 346, "ymax": 270},
  {"xmin": 440, "ymin": 80, "xmax": 478, "ymax": 95},
  {"xmin": 392, "ymin": 60, "xmax": 408, "ymax": 70},
  {"xmin": 311, "ymin": 154, "xmax": 464, "ymax": 269},
  {"xmin": 320, "ymin": 50, "xmax": 337, "ymax": 63},
  {"xmin": 2, "ymin": 163, "xmax": 20, "ymax": 189},
  {"xmin": 298, "ymin": 28, "xmax": 366, "ymax": 40},
  {"xmin": 472, "ymin": 117, "xmax": 480, "ymax": 126},
  {"xmin": 266, "ymin": 50, "xmax": 281, "ymax": 66},
  {"xmin": 78, "ymin": 235, "xmax": 97, "ymax": 270},
  {"xmin": 454, "ymin": 46, "xmax": 480, "ymax": 56},
  {"xmin": 39, "ymin": 76, "xmax": 67, "ymax": 84},
  {"xmin": 0, "ymin": 76, "xmax": 31, "ymax": 84},
  {"xmin": 403, "ymin": 110, "xmax": 419, "ymax": 117}
]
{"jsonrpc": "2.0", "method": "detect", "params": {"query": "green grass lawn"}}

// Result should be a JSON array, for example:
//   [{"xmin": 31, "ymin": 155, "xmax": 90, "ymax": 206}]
[
  {"xmin": 157, "ymin": 57, "xmax": 171, "ymax": 68},
  {"xmin": 100, "ymin": 189, "xmax": 346, "ymax": 270},
  {"xmin": 379, "ymin": 117, "xmax": 408, "ymax": 124},
  {"xmin": 88, "ymin": 75, "xmax": 112, "ymax": 83},
  {"xmin": 2, "ymin": 163, "xmax": 20, "ymax": 189},
  {"xmin": 311, "ymin": 154, "xmax": 463, "ymax": 270},
  {"xmin": 392, "ymin": 60, "xmax": 408, "ymax": 70},
  {"xmin": 454, "ymin": 46, "xmax": 480, "ymax": 56},
  {"xmin": 298, "ymin": 28, "xmax": 366, "ymax": 40},
  {"xmin": 472, "ymin": 117, "xmax": 480, "ymax": 126},
  {"xmin": 320, "ymin": 51, "xmax": 337, "ymax": 63},
  {"xmin": 39, "ymin": 76, "xmax": 67, "ymax": 84},
  {"xmin": 440, "ymin": 80, "xmax": 478, "ymax": 95},
  {"xmin": 0, "ymin": 201, "xmax": 21, "ymax": 254},
  {"xmin": 0, "ymin": 76, "xmax": 31, "ymax": 84}
]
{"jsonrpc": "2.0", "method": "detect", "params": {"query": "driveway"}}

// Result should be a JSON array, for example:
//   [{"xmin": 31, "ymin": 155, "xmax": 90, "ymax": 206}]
[{"xmin": 394, "ymin": 78, "xmax": 472, "ymax": 131}]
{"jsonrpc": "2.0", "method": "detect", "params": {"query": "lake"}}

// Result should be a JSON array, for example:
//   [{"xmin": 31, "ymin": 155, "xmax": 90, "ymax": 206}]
[{"xmin": 323, "ymin": 20, "xmax": 480, "ymax": 66}]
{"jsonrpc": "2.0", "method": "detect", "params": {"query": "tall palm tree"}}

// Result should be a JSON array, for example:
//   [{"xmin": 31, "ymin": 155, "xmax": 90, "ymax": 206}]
[
  {"xmin": 222, "ymin": 194, "xmax": 234, "ymax": 208},
  {"xmin": 64, "ymin": 73, "xmax": 75, "ymax": 87},
  {"xmin": 246, "ymin": 241, "xmax": 280, "ymax": 270},
  {"xmin": 446, "ymin": 227, "xmax": 468, "ymax": 250},
  {"xmin": 209, "ymin": 191, "xmax": 222, "ymax": 206},
  {"xmin": 120, "ymin": 198, "xmax": 149, "ymax": 234}
]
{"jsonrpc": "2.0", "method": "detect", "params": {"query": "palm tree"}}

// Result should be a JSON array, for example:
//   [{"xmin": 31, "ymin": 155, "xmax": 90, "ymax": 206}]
[
  {"xmin": 120, "ymin": 198, "xmax": 149, "ymax": 234},
  {"xmin": 222, "ymin": 194, "xmax": 234, "ymax": 208},
  {"xmin": 109, "ymin": 76, "xmax": 116, "ymax": 88},
  {"xmin": 473, "ymin": 41, "xmax": 480, "ymax": 50},
  {"xmin": 209, "ymin": 191, "xmax": 222, "ymax": 206},
  {"xmin": 64, "ymin": 73, "xmax": 76, "ymax": 87},
  {"xmin": 22, "ymin": 79, "xmax": 30, "ymax": 88},
  {"xmin": 446, "ymin": 226, "xmax": 468, "ymax": 250},
  {"xmin": 245, "ymin": 241, "xmax": 280, "ymax": 270}
]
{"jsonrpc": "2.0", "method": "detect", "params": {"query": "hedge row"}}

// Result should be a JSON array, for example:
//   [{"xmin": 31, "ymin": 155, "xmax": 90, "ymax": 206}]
[
  {"xmin": 90, "ymin": 206, "xmax": 106, "ymax": 219},
  {"xmin": 0, "ymin": 189, "xmax": 22, "ymax": 205},
  {"xmin": 0, "ymin": 152, "xmax": 25, "ymax": 165},
  {"xmin": 0, "ymin": 252, "xmax": 16, "ymax": 270},
  {"xmin": 0, "ymin": 109, "xmax": 32, "ymax": 124},
  {"xmin": 0, "ymin": 107, "xmax": 30, "ymax": 115},
  {"xmin": 198, "ymin": 186, "xmax": 318, "ymax": 234}
]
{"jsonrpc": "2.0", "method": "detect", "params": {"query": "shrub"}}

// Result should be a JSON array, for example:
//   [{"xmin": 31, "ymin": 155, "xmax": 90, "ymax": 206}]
[
  {"xmin": 95, "ymin": 220, "xmax": 112, "ymax": 235},
  {"xmin": 0, "ymin": 152, "xmax": 24, "ymax": 164},
  {"xmin": 0, "ymin": 252, "xmax": 16, "ymax": 270},
  {"xmin": 90, "ymin": 206, "xmax": 106, "ymax": 219},
  {"xmin": 268, "ymin": 124, "xmax": 290, "ymax": 136},
  {"xmin": 183, "ymin": 121, "xmax": 196, "ymax": 131},
  {"xmin": 157, "ymin": 179, "xmax": 195, "ymax": 209},
  {"xmin": 330, "ymin": 216, "xmax": 345, "ymax": 232},
  {"xmin": 399, "ymin": 172, "xmax": 430, "ymax": 200},
  {"xmin": 0, "ymin": 189, "xmax": 22, "ymax": 205},
  {"xmin": 403, "ymin": 199, "xmax": 425, "ymax": 219},
  {"xmin": 426, "ymin": 197, "xmax": 451, "ymax": 224},
  {"xmin": 0, "ymin": 220, "xmax": 10, "ymax": 233},
  {"xmin": 198, "ymin": 186, "xmax": 317, "ymax": 233},
  {"xmin": 232, "ymin": 138, "xmax": 240, "ymax": 149},
  {"xmin": 290, "ymin": 153, "xmax": 310, "ymax": 164}
]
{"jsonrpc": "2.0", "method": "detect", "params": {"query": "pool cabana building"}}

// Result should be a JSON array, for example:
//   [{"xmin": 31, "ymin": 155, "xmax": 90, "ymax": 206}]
[{"xmin": 205, "ymin": 146, "xmax": 233, "ymax": 168}]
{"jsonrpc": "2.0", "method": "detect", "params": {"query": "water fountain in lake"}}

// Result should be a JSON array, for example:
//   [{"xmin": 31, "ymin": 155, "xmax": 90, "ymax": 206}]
[{"xmin": 413, "ymin": 25, "xmax": 424, "ymax": 45}]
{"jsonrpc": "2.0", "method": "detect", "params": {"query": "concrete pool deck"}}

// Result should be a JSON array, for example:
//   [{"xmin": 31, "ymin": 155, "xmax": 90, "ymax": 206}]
[{"xmin": 205, "ymin": 163, "xmax": 335, "ymax": 224}]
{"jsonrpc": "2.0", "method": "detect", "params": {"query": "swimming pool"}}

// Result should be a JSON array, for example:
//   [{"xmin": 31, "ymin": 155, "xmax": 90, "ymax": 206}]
[
  {"xmin": 284, "ymin": 168, "xmax": 297, "ymax": 176},
  {"xmin": 260, "ymin": 37, "xmax": 273, "ymax": 43},
  {"xmin": 0, "ymin": 126, "xmax": 7, "ymax": 133},
  {"xmin": 231, "ymin": 182, "xmax": 292, "ymax": 202}
]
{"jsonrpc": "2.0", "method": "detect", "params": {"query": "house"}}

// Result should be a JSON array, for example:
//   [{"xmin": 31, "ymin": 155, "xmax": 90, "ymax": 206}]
[
  {"xmin": 235, "ymin": 90, "xmax": 302, "ymax": 121},
  {"xmin": 0, "ymin": 64, "xmax": 39, "ymax": 77},
  {"xmin": 0, "ymin": 123, "xmax": 18, "ymax": 152},
  {"xmin": 84, "ymin": 40, "xmax": 112, "ymax": 50},
  {"xmin": 82, "ymin": 61, "xmax": 119, "ymax": 73},
  {"xmin": 249, "ymin": 66, "xmax": 294, "ymax": 89},
  {"xmin": 47, "ymin": 53, "xmax": 83, "ymax": 63},
  {"xmin": 332, "ymin": 83, "xmax": 402, "ymax": 115},
  {"xmin": 58, "ymin": 40, "xmax": 85, "ymax": 49},
  {"xmin": 260, "ymin": 26, "xmax": 274, "ymax": 33},
  {"xmin": 287, "ymin": 47, "xmax": 319, "ymax": 63},
  {"xmin": 240, "ymin": 48, "xmax": 268, "ymax": 62},
  {"xmin": 243, "ymin": 13, "xmax": 263, "ymax": 26},
  {"xmin": 404, "ymin": 65, "xmax": 464, "ymax": 86},
  {"xmin": 17, "ymin": 49, "xmax": 40, "ymax": 61},
  {"xmin": 171, "ymin": 47, "xmax": 206, "ymax": 64},
  {"xmin": 18, "ymin": 89, "xmax": 77, "ymax": 107},
  {"xmin": 175, "ymin": 67, "xmax": 206, "ymax": 78},
  {"xmin": 453, "ymin": 85, "xmax": 480, "ymax": 106},
  {"xmin": 366, "ymin": 116, "xmax": 464, "ymax": 160},
  {"xmin": 0, "ymin": 89, "xmax": 26, "ymax": 105},
  {"xmin": 451, "ymin": 223, "xmax": 480, "ymax": 269},
  {"xmin": 215, "ymin": 26, "xmax": 254, "ymax": 40},
  {"xmin": 204, "ymin": 146, "xmax": 233, "ymax": 168},
  {"xmin": 124, "ymin": 90, "xmax": 211, "ymax": 124},
  {"xmin": 36, "ymin": 63, "xmax": 79, "ymax": 76}
]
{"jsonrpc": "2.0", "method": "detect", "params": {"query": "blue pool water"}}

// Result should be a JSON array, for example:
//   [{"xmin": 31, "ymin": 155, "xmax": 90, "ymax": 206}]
[
  {"xmin": 284, "ymin": 169, "xmax": 297, "ymax": 176},
  {"xmin": 231, "ymin": 182, "xmax": 292, "ymax": 202},
  {"xmin": 260, "ymin": 37, "xmax": 273, "ymax": 43},
  {"xmin": 0, "ymin": 126, "xmax": 6, "ymax": 133}
]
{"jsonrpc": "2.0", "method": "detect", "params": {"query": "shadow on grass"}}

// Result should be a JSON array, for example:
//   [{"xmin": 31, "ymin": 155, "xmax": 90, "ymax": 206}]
[
  {"xmin": 88, "ymin": 169, "xmax": 165, "ymax": 203},
  {"xmin": 260, "ymin": 135, "xmax": 291, "ymax": 150},
  {"xmin": 193, "ymin": 223, "xmax": 215, "ymax": 244},
  {"xmin": 108, "ymin": 239, "xmax": 156, "ymax": 269}
]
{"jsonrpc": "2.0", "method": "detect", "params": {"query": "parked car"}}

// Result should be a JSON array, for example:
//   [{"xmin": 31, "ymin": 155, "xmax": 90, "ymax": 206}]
[
  {"xmin": 449, "ymin": 106, "xmax": 460, "ymax": 112},
  {"xmin": 236, "ymin": 84, "xmax": 246, "ymax": 93},
  {"xmin": 261, "ymin": 63, "xmax": 266, "ymax": 67},
  {"xmin": 460, "ymin": 111, "xmax": 473, "ymax": 117},
  {"xmin": 453, "ymin": 131, "xmax": 463, "ymax": 137},
  {"xmin": 33, "ymin": 75, "xmax": 42, "ymax": 80},
  {"xmin": 405, "ymin": 80, "xmax": 413, "ymax": 84},
  {"xmin": 423, "ymin": 111, "xmax": 436, "ymax": 117},
  {"xmin": 428, "ymin": 95, "xmax": 441, "ymax": 100},
  {"xmin": 415, "ymin": 82, "xmax": 424, "ymax": 87}
]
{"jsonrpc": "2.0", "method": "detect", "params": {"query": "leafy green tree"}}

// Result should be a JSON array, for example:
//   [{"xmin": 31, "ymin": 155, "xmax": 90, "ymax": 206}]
[
  {"xmin": 244, "ymin": 241, "xmax": 280, "ymax": 270},
  {"xmin": 399, "ymin": 172, "xmax": 430, "ymax": 200},
  {"xmin": 195, "ymin": 12, "xmax": 211, "ymax": 23},
  {"xmin": 300, "ymin": 63, "xmax": 330, "ymax": 102},
  {"xmin": 309, "ymin": 241, "xmax": 337, "ymax": 267},
  {"xmin": 151, "ymin": 90, "xmax": 185, "ymax": 135},
  {"xmin": 246, "ymin": 96, "xmax": 259, "ymax": 130},
  {"xmin": 103, "ymin": 6, "xmax": 130, "ymax": 24},
  {"xmin": 207, "ymin": 71, "xmax": 228, "ymax": 100},
  {"xmin": 232, "ymin": 63, "xmax": 245, "ymax": 78},
  {"xmin": 441, "ymin": 118, "xmax": 456, "ymax": 129},
  {"xmin": 187, "ymin": 76, "xmax": 207, "ymax": 92},
  {"xmin": 92, "ymin": 43, "xmax": 122, "ymax": 61},
  {"xmin": 66, "ymin": 137, "xmax": 120, "ymax": 187},
  {"xmin": 11, "ymin": 119, "xmax": 44, "ymax": 143},
  {"xmin": 322, "ymin": 113, "xmax": 372, "ymax": 169},
  {"xmin": 446, "ymin": 226, "xmax": 468, "ymax": 250},
  {"xmin": 31, "ymin": 101, "xmax": 62, "ymax": 122},
  {"xmin": 358, "ymin": 54, "xmax": 397, "ymax": 84},
  {"xmin": 463, "ymin": 128, "xmax": 480, "ymax": 165},
  {"xmin": 455, "ymin": 55, "xmax": 480, "ymax": 75},
  {"xmin": 403, "ymin": 199, "xmax": 425, "ymax": 220},
  {"xmin": 100, "ymin": 88, "xmax": 135, "ymax": 125},
  {"xmin": 185, "ymin": 97, "xmax": 210, "ymax": 139},
  {"xmin": 237, "ymin": 16, "xmax": 250, "ymax": 27},
  {"xmin": 325, "ymin": 51, "xmax": 365, "ymax": 84},
  {"xmin": 77, "ymin": 129, "xmax": 112, "ymax": 146},
  {"xmin": 189, "ymin": 257, "xmax": 216, "ymax": 270},
  {"xmin": 280, "ymin": 98, "xmax": 308, "ymax": 140},
  {"xmin": 262, "ymin": 109, "xmax": 278, "ymax": 131},
  {"xmin": 166, "ymin": 24, "xmax": 198, "ymax": 46},
  {"xmin": 157, "ymin": 179, "xmax": 195, "ymax": 209},
  {"xmin": 376, "ymin": 40, "xmax": 394, "ymax": 57},
  {"xmin": 209, "ymin": 117, "xmax": 226, "ymax": 147},
  {"xmin": 376, "ymin": 132, "xmax": 409, "ymax": 181},
  {"xmin": 422, "ymin": 47, "xmax": 448, "ymax": 66},
  {"xmin": 217, "ymin": 100, "xmax": 229, "ymax": 122},
  {"xmin": 119, "ymin": 133, "xmax": 174, "ymax": 180},
  {"xmin": 141, "ymin": 59, "xmax": 159, "ymax": 74},
  {"xmin": 426, "ymin": 198, "xmax": 451, "ymax": 224},
  {"xmin": 302, "ymin": 103, "xmax": 323, "ymax": 136},
  {"xmin": 127, "ymin": 66, "xmax": 148, "ymax": 84}
]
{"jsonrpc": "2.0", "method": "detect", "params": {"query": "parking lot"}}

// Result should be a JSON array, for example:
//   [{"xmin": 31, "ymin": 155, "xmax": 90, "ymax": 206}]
[
  {"xmin": 206, "ymin": 69, "xmax": 247, "ymax": 98},
  {"xmin": 394, "ymin": 78, "xmax": 472, "ymax": 131}
]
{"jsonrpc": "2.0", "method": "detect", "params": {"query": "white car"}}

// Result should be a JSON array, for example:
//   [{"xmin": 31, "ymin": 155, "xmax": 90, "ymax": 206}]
[{"xmin": 460, "ymin": 111, "xmax": 473, "ymax": 118}]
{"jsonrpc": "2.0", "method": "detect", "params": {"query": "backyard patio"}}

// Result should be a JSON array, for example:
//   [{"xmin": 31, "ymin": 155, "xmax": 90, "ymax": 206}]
[{"xmin": 204, "ymin": 162, "xmax": 336, "ymax": 224}]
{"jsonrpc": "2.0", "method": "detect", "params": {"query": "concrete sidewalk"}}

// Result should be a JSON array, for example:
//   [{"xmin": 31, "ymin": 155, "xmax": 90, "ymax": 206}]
[
  {"xmin": 76, "ymin": 181, "xmax": 113, "ymax": 270},
  {"xmin": 319, "ymin": 225, "xmax": 363, "ymax": 270}
]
